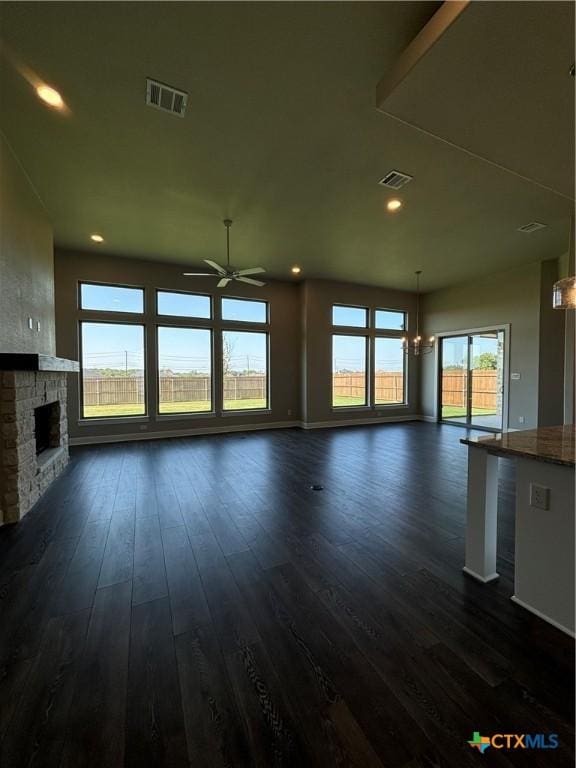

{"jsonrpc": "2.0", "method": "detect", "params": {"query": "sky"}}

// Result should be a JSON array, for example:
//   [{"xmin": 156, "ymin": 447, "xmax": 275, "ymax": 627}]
[
  {"xmin": 80, "ymin": 285, "xmax": 269, "ymax": 373},
  {"xmin": 442, "ymin": 334, "xmax": 502, "ymax": 368},
  {"xmin": 80, "ymin": 285, "xmax": 414, "ymax": 375}
]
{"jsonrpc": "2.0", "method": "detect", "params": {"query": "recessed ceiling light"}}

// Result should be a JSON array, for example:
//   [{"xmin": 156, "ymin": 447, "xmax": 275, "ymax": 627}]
[
  {"xmin": 386, "ymin": 199, "xmax": 403, "ymax": 212},
  {"xmin": 36, "ymin": 84, "xmax": 64, "ymax": 109},
  {"xmin": 291, "ymin": 266, "xmax": 302, "ymax": 274},
  {"xmin": 90, "ymin": 234, "xmax": 104, "ymax": 243}
]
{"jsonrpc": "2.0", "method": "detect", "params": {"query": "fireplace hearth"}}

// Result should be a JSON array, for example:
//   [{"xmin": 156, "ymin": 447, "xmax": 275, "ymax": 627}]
[{"xmin": 0, "ymin": 354, "xmax": 78, "ymax": 524}]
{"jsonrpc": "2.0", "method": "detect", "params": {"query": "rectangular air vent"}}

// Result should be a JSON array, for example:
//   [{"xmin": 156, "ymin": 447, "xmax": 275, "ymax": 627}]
[
  {"xmin": 378, "ymin": 170, "xmax": 413, "ymax": 189},
  {"xmin": 517, "ymin": 222, "xmax": 546, "ymax": 233},
  {"xmin": 146, "ymin": 78, "xmax": 188, "ymax": 118}
]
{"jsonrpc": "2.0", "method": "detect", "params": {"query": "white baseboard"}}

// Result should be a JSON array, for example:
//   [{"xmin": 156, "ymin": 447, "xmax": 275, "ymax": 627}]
[
  {"xmin": 300, "ymin": 415, "xmax": 420, "ymax": 430},
  {"xmin": 70, "ymin": 414, "xmax": 434, "ymax": 446},
  {"xmin": 69, "ymin": 420, "xmax": 300, "ymax": 446},
  {"xmin": 510, "ymin": 595, "xmax": 575, "ymax": 638}
]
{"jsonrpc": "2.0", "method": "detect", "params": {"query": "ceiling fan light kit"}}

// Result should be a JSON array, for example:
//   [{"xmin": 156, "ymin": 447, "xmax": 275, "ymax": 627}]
[{"xmin": 182, "ymin": 219, "xmax": 266, "ymax": 288}]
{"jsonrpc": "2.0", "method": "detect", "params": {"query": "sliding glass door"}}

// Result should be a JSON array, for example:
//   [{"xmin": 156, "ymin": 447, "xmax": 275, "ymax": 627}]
[{"xmin": 439, "ymin": 330, "xmax": 505, "ymax": 430}]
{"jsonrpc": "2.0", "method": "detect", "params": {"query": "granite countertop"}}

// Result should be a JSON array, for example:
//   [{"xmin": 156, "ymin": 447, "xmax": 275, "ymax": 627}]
[{"xmin": 461, "ymin": 425, "xmax": 575, "ymax": 467}]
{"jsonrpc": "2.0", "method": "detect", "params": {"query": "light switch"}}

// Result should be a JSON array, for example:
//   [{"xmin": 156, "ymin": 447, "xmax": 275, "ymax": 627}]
[
  {"xmin": 36, "ymin": 321, "xmax": 41, "ymax": 332},
  {"xmin": 28, "ymin": 317, "xmax": 34, "ymax": 330},
  {"xmin": 530, "ymin": 483, "xmax": 550, "ymax": 511}
]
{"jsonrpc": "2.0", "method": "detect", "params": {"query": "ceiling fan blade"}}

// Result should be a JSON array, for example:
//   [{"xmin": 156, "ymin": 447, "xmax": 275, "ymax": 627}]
[
  {"xmin": 204, "ymin": 259, "xmax": 227, "ymax": 275},
  {"xmin": 236, "ymin": 267, "xmax": 265, "ymax": 276},
  {"xmin": 217, "ymin": 277, "xmax": 232, "ymax": 288},
  {"xmin": 236, "ymin": 276, "xmax": 266, "ymax": 287},
  {"xmin": 182, "ymin": 272, "xmax": 215, "ymax": 276}
]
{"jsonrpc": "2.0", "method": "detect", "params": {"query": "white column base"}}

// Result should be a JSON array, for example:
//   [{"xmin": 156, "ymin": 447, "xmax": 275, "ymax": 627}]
[{"xmin": 462, "ymin": 566, "xmax": 500, "ymax": 583}]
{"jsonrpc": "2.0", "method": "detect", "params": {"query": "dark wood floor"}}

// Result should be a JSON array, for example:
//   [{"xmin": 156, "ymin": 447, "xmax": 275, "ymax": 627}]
[{"xmin": 0, "ymin": 422, "xmax": 573, "ymax": 768}]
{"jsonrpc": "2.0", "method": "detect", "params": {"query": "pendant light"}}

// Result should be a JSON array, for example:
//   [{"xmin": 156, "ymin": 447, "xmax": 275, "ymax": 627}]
[
  {"xmin": 553, "ymin": 216, "xmax": 576, "ymax": 310},
  {"xmin": 402, "ymin": 270, "xmax": 435, "ymax": 356}
]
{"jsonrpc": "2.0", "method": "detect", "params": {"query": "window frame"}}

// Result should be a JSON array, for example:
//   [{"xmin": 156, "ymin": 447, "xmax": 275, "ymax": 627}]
[
  {"xmin": 221, "ymin": 295, "xmax": 269, "ymax": 325},
  {"xmin": 156, "ymin": 325, "xmax": 215, "ymax": 417},
  {"xmin": 221, "ymin": 327, "xmax": 270, "ymax": 413},
  {"xmin": 78, "ymin": 319, "xmax": 148, "ymax": 420},
  {"xmin": 373, "ymin": 307, "xmax": 406, "ymax": 333},
  {"xmin": 331, "ymin": 303, "xmax": 369, "ymax": 329},
  {"xmin": 330, "ymin": 302, "xmax": 409, "ymax": 411},
  {"xmin": 331, "ymin": 332, "xmax": 370, "ymax": 409},
  {"xmin": 78, "ymin": 280, "xmax": 145, "ymax": 314},
  {"xmin": 373, "ymin": 334, "xmax": 407, "ymax": 407},
  {"xmin": 156, "ymin": 288, "xmax": 213, "ymax": 320}
]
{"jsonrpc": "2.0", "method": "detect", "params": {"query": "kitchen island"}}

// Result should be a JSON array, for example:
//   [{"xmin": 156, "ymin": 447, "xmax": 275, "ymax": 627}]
[{"xmin": 461, "ymin": 425, "xmax": 575, "ymax": 636}]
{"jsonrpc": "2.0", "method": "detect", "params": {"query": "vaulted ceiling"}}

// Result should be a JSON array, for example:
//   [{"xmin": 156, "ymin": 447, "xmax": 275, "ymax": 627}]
[{"xmin": 0, "ymin": 1, "xmax": 573, "ymax": 291}]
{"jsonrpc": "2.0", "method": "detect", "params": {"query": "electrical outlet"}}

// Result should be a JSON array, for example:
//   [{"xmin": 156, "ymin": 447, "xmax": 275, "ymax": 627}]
[
  {"xmin": 287, "ymin": 409, "xmax": 292, "ymax": 416},
  {"xmin": 28, "ymin": 317, "xmax": 33, "ymax": 330},
  {"xmin": 511, "ymin": 372, "xmax": 521, "ymax": 380},
  {"xmin": 139, "ymin": 424, "xmax": 148, "ymax": 431},
  {"xmin": 518, "ymin": 416, "xmax": 525, "ymax": 424},
  {"xmin": 530, "ymin": 483, "xmax": 550, "ymax": 511}
]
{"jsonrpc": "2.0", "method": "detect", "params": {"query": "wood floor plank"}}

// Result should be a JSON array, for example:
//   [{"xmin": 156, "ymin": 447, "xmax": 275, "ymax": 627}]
[
  {"xmin": 125, "ymin": 597, "xmax": 188, "ymax": 767},
  {"xmin": 132, "ymin": 514, "xmax": 168, "ymax": 606},
  {"xmin": 161, "ymin": 524, "xmax": 211, "ymax": 636},
  {"xmin": 176, "ymin": 624, "xmax": 252, "ymax": 768},
  {"xmin": 0, "ymin": 609, "xmax": 90, "ymax": 768},
  {"xmin": 60, "ymin": 581, "xmax": 132, "ymax": 768}
]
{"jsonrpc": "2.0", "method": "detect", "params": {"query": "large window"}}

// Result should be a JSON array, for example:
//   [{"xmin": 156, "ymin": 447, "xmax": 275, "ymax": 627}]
[
  {"xmin": 77, "ymin": 286, "xmax": 273, "ymax": 419},
  {"xmin": 157, "ymin": 290, "xmax": 211, "ymax": 319},
  {"xmin": 80, "ymin": 322, "xmax": 145, "ymax": 418},
  {"xmin": 80, "ymin": 283, "xmax": 144, "ymax": 313},
  {"xmin": 222, "ymin": 297, "xmax": 267, "ymax": 323},
  {"xmin": 222, "ymin": 330, "xmax": 268, "ymax": 410},
  {"xmin": 331, "ymin": 303, "xmax": 407, "ymax": 409},
  {"xmin": 332, "ymin": 335, "xmax": 367, "ymax": 407},
  {"xmin": 374, "ymin": 337, "xmax": 404, "ymax": 404},
  {"xmin": 332, "ymin": 305, "xmax": 368, "ymax": 328},
  {"xmin": 375, "ymin": 309, "xmax": 405, "ymax": 331},
  {"xmin": 158, "ymin": 327, "xmax": 212, "ymax": 414}
]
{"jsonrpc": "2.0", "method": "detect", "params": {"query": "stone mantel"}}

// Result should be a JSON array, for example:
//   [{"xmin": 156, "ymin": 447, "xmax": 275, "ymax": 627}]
[{"xmin": 0, "ymin": 353, "xmax": 79, "ymax": 373}]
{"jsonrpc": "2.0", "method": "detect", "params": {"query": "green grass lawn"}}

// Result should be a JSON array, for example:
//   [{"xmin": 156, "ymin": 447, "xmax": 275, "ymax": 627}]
[
  {"xmin": 83, "ymin": 398, "xmax": 267, "ymax": 418},
  {"xmin": 441, "ymin": 406, "xmax": 497, "ymax": 419}
]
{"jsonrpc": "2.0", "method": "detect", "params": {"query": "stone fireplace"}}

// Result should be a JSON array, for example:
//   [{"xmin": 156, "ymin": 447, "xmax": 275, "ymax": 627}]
[{"xmin": 0, "ymin": 354, "xmax": 79, "ymax": 524}]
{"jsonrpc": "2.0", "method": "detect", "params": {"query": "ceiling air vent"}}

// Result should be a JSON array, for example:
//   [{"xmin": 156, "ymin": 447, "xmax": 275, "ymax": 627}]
[
  {"xmin": 517, "ymin": 222, "xmax": 547, "ymax": 233},
  {"xmin": 146, "ymin": 78, "xmax": 188, "ymax": 118},
  {"xmin": 378, "ymin": 170, "xmax": 413, "ymax": 189}
]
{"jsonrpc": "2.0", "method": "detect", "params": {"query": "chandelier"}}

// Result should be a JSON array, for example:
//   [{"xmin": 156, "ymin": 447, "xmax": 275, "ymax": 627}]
[
  {"xmin": 552, "ymin": 217, "xmax": 575, "ymax": 310},
  {"xmin": 402, "ymin": 270, "xmax": 435, "ymax": 356}
]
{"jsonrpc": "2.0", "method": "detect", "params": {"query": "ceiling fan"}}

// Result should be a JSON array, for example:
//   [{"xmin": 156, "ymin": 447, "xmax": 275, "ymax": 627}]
[{"xmin": 183, "ymin": 219, "xmax": 266, "ymax": 288}]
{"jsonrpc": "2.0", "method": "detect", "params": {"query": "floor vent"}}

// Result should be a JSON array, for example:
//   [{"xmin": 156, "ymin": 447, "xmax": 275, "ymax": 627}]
[
  {"xmin": 146, "ymin": 78, "xmax": 188, "ymax": 118},
  {"xmin": 517, "ymin": 222, "xmax": 547, "ymax": 233},
  {"xmin": 378, "ymin": 170, "xmax": 413, "ymax": 189}
]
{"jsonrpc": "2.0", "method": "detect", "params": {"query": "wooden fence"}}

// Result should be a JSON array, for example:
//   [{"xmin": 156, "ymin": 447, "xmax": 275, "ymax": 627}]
[
  {"xmin": 83, "ymin": 375, "xmax": 266, "ymax": 405},
  {"xmin": 441, "ymin": 370, "xmax": 498, "ymax": 410},
  {"xmin": 83, "ymin": 370, "xmax": 499, "ymax": 409},
  {"xmin": 332, "ymin": 369, "xmax": 499, "ymax": 409},
  {"xmin": 333, "ymin": 372, "xmax": 404, "ymax": 403}
]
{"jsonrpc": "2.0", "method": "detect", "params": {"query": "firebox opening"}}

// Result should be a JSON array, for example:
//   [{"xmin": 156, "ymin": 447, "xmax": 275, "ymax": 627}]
[{"xmin": 34, "ymin": 402, "xmax": 59, "ymax": 456}]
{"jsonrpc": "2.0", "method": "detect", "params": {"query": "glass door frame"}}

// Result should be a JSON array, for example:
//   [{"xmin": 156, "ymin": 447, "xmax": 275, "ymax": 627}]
[{"xmin": 435, "ymin": 324, "xmax": 510, "ymax": 432}]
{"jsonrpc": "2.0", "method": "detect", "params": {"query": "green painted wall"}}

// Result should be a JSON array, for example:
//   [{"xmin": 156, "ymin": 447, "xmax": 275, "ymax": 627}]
[
  {"xmin": 420, "ymin": 259, "xmax": 565, "ymax": 429},
  {"xmin": 0, "ymin": 134, "xmax": 55, "ymax": 354}
]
